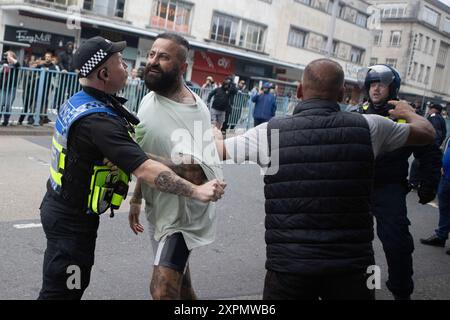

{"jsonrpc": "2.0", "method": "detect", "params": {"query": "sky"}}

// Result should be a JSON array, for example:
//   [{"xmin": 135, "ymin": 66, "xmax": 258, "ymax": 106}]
[{"xmin": 440, "ymin": 0, "xmax": 450, "ymax": 7}]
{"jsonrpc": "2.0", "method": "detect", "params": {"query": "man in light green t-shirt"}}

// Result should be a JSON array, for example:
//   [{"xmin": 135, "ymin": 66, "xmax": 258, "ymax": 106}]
[{"xmin": 128, "ymin": 33, "xmax": 224, "ymax": 300}]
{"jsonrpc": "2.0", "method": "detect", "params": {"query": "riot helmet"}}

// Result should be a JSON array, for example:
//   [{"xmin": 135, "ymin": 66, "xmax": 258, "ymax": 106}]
[{"xmin": 358, "ymin": 64, "xmax": 401, "ymax": 103}]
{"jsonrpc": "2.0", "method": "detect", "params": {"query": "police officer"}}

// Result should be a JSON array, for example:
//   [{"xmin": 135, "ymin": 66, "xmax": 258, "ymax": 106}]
[
  {"xmin": 410, "ymin": 103, "xmax": 447, "ymax": 188},
  {"xmin": 358, "ymin": 65, "xmax": 442, "ymax": 300},
  {"xmin": 38, "ymin": 37, "xmax": 225, "ymax": 300}
]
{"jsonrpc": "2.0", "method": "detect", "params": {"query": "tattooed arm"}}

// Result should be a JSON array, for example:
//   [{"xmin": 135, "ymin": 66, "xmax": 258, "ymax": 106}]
[
  {"xmin": 146, "ymin": 153, "xmax": 207, "ymax": 186},
  {"xmin": 133, "ymin": 159, "xmax": 225, "ymax": 203}
]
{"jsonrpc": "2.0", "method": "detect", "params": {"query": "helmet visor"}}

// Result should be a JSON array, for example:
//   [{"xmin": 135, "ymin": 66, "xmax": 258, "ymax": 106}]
[{"xmin": 358, "ymin": 65, "xmax": 396, "ymax": 89}]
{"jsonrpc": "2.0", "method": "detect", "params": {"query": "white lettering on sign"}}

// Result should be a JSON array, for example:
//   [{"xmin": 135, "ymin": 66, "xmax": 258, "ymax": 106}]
[
  {"xmin": 200, "ymin": 52, "xmax": 214, "ymax": 69},
  {"xmin": 217, "ymin": 57, "xmax": 231, "ymax": 69},
  {"xmin": 16, "ymin": 30, "xmax": 52, "ymax": 45}
]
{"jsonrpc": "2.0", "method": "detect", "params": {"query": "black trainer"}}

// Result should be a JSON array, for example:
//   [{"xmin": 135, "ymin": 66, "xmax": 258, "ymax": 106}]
[{"xmin": 420, "ymin": 235, "xmax": 446, "ymax": 247}]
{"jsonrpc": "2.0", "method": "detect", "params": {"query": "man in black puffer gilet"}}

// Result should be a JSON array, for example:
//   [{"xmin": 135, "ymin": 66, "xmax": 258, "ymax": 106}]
[{"xmin": 265, "ymin": 100, "xmax": 375, "ymax": 277}]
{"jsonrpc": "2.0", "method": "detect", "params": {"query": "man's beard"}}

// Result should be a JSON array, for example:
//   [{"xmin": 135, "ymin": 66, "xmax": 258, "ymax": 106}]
[{"xmin": 144, "ymin": 64, "xmax": 179, "ymax": 94}]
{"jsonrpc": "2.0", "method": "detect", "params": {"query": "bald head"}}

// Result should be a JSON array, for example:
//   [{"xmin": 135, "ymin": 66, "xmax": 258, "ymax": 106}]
[{"xmin": 301, "ymin": 59, "xmax": 345, "ymax": 101}]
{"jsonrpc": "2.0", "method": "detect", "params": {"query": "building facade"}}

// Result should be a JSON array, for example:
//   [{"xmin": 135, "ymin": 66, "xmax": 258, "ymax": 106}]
[
  {"xmin": 0, "ymin": 0, "xmax": 373, "ymax": 99},
  {"xmin": 368, "ymin": 0, "xmax": 450, "ymax": 105}
]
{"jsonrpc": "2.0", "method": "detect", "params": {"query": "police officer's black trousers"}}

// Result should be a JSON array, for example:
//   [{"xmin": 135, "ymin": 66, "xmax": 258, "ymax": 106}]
[
  {"xmin": 38, "ymin": 198, "xmax": 99, "ymax": 300},
  {"xmin": 372, "ymin": 183, "xmax": 414, "ymax": 297}
]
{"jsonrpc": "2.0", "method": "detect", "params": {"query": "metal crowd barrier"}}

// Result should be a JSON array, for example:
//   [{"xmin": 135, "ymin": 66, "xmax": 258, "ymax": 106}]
[{"xmin": 0, "ymin": 67, "xmax": 299, "ymax": 128}]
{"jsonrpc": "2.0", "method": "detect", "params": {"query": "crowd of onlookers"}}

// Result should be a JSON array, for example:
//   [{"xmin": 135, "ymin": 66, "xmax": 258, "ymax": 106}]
[
  {"xmin": 0, "ymin": 43, "xmax": 76, "ymax": 126},
  {"xmin": 3, "ymin": 45, "xmax": 447, "ymax": 131}
]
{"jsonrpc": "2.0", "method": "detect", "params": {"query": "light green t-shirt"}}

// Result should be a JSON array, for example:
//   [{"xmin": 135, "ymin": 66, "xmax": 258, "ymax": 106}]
[{"xmin": 135, "ymin": 90, "xmax": 223, "ymax": 250}]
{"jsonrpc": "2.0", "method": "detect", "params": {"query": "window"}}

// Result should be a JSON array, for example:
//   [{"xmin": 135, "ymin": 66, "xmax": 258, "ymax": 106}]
[
  {"xmin": 417, "ymin": 33, "xmax": 423, "ymax": 50},
  {"xmin": 381, "ymin": 3, "xmax": 407, "ymax": 18},
  {"xmin": 425, "ymin": 36, "xmax": 430, "ymax": 53},
  {"xmin": 444, "ymin": 18, "xmax": 450, "ymax": 34},
  {"xmin": 312, "ymin": 0, "xmax": 328, "ymax": 11},
  {"xmin": 239, "ymin": 21, "xmax": 266, "ymax": 51},
  {"xmin": 437, "ymin": 43, "xmax": 449, "ymax": 66},
  {"xmin": 296, "ymin": 0, "xmax": 312, "ymax": 6},
  {"xmin": 210, "ymin": 13, "xmax": 266, "ymax": 52},
  {"xmin": 331, "ymin": 40, "xmax": 339, "ymax": 57},
  {"xmin": 411, "ymin": 62, "xmax": 418, "ymax": 80},
  {"xmin": 44, "ymin": 0, "xmax": 78, "ymax": 6},
  {"xmin": 422, "ymin": 7, "xmax": 440, "ymax": 27},
  {"xmin": 307, "ymin": 33, "xmax": 326, "ymax": 52},
  {"xmin": 424, "ymin": 66, "xmax": 431, "ymax": 85},
  {"xmin": 83, "ymin": 0, "xmax": 93, "ymax": 10},
  {"xmin": 327, "ymin": 1, "xmax": 343, "ymax": 15},
  {"xmin": 389, "ymin": 31, "xmax": 402, "ymax": 46},
  {"xmin": 288, "ymin": 27, "xmax": 307, "ymax": 49},
  {"xmin": 151, "ymin": 0, "xmax": 192, "ymax": 33},
  {"xmin": 82, "ymin": 0, "xmax": 125, "ymax": 18},
  {"xmin": 350, "ymin": 47, "xmax": 364, "ymax": 64},
  {"xmin": 115, "ymin": 0, "xmax": 125, "ymax": 18},
  {"xmin": 341, "ymin": 6, "xmax": 357, "ymax": 23},
  {"xmin": 431, "ymin": 39, "xmax": 437, "ymax": 55},
  {"xmin": 370, "ymin": 57, "xmax": 378, "ymax": 65},
  {"xmin": 386, "ymin": 58, "xmax": 398, "ymax": 68},
  {"xmin": 417, "ymin": 64, "xmax": 425, "ymax": 83},
  {"xmin": 356, "ymin": 13, "xmax": 368, "ymax": 27},
  {"xmin": 373, "ymin": 31, "xmax": 383, "ymax": 46}
]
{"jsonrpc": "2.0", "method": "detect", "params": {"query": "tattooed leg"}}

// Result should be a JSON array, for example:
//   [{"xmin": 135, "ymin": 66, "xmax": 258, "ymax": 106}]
[
  {"xmin": 180, "ymin": 264, "xmax": 197, "ymax": 300},
  {"xmin": 150, "ymin": 266, "xmax": 183, "ymax": 300}
]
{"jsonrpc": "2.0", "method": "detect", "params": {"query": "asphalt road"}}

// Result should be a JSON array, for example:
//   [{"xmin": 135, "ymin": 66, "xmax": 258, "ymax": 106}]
[{"xmin": 0, "ymin": 136, "xmax": 449, "ymax": 300}]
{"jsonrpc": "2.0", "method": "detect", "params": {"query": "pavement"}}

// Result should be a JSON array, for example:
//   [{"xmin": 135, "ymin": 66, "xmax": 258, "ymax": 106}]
[
  {"xmin": 0, "ymin": 136, "xmax": 449, "ymax": 300},
  {"xmin": 0, "ymin": 123, "xmax": 54, "ymax": 136}
]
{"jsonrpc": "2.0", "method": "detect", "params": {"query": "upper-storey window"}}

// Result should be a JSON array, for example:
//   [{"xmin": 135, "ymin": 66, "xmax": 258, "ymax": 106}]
[
  {"xmin": 82, "ymin": 0, "xmax": 126, "ymax": 18},
  {"xmin": 151, "ymin": 0, "xmax": 193, "ymax": 34},
  {"xmin": 422, "ymin": 6, "xmax": 440, "ymax": 27},
  {"xmin": 210, "ymin": 13, "xmax": 266, "ymax": 52}
]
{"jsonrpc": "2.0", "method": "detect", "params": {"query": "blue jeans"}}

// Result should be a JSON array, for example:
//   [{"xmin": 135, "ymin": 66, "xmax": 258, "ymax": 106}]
[
  {"xmin": 436, "ymin": 178, "xmax": 450, "ymax": 240},
  {"xmin": 0, "ymin": 88, "xmax": 16, "ymax": 125},
  {"xmin": 372, "ymin": 183, "xmax": 414, "ymax": 297}
]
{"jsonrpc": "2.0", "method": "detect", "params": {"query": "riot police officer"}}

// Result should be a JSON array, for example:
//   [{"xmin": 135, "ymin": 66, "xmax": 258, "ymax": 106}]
[
  {"xmin": 358, "ymin": 65, "xmax": 442, "ymax": 300},
  {"xmin": 38, "ymin": 37, "xmax": 225, "ymax": 300}
]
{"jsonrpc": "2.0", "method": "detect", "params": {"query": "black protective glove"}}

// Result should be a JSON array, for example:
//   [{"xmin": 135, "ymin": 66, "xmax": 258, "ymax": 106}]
[{"xmin": 418, "ymin": 185, "xmax": 436, "ymax": 205}]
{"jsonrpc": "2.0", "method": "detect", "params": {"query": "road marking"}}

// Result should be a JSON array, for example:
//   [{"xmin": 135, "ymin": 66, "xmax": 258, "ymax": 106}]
[
  {"xmin": 428, "ymin": 202, "xmax": 439, "ymax": 209},
  {"xmin": 28, "ymin": 157, "xmax": 50, "ymax": 166},
  {"xmin": 14, "ymin": 223, "xmax": 42, "ymax": 229}
]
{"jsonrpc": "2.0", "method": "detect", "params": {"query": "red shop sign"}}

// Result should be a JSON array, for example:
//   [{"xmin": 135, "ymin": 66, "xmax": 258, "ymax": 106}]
[{"xmin": 193, "ymin": 51, "xmax": 235, "ymax": 75}]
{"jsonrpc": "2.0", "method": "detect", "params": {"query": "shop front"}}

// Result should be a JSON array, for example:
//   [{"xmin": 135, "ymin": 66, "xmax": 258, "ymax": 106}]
[
  {"xmin": 3, "ymin": 25, "xmax": 75, "ymax": 61},
  {"xmin": 81, "ymin": 26, "xmax": 140, "ymax": 68},
  {"xmin": 191, "ymin": 50, "xmax": 236, "ymax": 87}
]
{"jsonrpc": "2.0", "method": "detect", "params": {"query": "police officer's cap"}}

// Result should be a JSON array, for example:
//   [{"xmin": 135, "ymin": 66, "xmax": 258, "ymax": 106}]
[
  {"xmin": 431, "ymin": 104, "xmax": 443, "ymax": 112},
  {"xmin": 74, "ymin": 36, "xmax": 127, "ymax": 78}
]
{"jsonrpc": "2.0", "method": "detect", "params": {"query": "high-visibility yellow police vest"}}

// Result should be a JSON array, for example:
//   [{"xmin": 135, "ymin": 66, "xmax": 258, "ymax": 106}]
[{"xmin": 50, "ymin": 90, "xmax": 130, "ymax": 216}]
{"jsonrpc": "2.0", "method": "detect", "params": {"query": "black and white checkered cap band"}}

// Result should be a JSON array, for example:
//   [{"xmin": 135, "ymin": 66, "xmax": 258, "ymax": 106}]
[{"xmin": 80, "ymin": 49, "xmax": 108, "ymax": 77}]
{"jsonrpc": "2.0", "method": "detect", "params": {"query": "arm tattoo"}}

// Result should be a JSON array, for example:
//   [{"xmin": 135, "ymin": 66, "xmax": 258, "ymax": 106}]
[
  {"xmin": 155, "ymin": 171, "xmax": 194, "ymax": 197},
  {"xmin": 148, "ymin": 153, "xmax": 207, "ymax": 185}
]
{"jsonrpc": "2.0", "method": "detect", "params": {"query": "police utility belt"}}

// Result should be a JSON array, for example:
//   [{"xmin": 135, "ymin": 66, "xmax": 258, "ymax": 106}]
[{"xmin": 49, "ymin": 90, "xmax": 131, "ymax": 217}]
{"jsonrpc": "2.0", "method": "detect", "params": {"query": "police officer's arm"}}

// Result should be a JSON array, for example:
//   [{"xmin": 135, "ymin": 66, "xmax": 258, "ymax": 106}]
[
  {"xmin": 428, "ymin": 116, "xmax": 445, "ymax": 146},
  {"xmin": 412, "ymin": 144, "xmax": 442, "ymax": 204},
  {"xmin": 133, "ymin": 160, "xmax": 225, "ymax": 203},
  {"xmin": 145, "ymin": 153, "xmax": 207, "ymax": 185},
  {"xmin": 92, "ymin": 114, "xmax": 223, "ymax": 203},
  {"xmin": 388, "ymin": 100, "xmax": 436, "ymax": 146}
]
